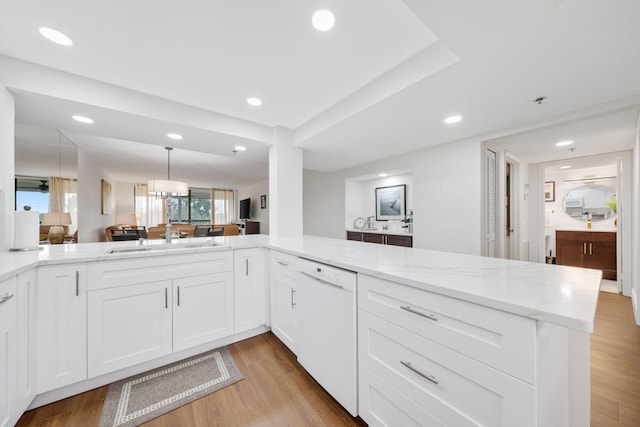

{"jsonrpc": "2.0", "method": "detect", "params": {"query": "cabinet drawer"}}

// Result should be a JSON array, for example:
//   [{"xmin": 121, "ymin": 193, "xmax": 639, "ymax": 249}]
[
  {"xmin": 269, "ymin": 250, "xmax": 298, "ymax": 281},
  {"xmin": 88, "ymin": 251, "xmax": 233, "ymax": 290},
  {"xmin": 360, "ymin": 366, "xmax": 446, "ymax": 427},
  {"xmin": 359, "ymin": 310, "xmax": 535, "ymax": 427},
  {"xmin": 359, "ymin": 274, "xmax": 536, "ymax": 384}
]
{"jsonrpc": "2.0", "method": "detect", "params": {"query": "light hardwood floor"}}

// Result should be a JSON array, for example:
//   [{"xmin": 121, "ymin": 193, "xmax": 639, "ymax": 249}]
[{"xmin": 17, "ymin": 292, "xmax": 640, "ymax": 426}]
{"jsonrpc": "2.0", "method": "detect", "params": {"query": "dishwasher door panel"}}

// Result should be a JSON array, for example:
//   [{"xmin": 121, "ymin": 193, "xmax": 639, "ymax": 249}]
[{"xmin": 297, "ymin": 266, "xmax": 358, "ymax": 416}]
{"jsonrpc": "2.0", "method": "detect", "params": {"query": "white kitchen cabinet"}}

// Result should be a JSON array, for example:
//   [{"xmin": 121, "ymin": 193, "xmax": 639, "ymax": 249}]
[
  {"xmin": 36, "ymin": 264, "xmax": 87, "ymax": 393},
  {"xmin": 0, "ymin": 277, "xmax": 17, "ymax": 427},
  {"xmin": 174, "ymin": 271, "xmax": 234, "ymax": 351},
  {"xmin": 16, "ymin": 269, "xmax": 36, "ymax": 416},
  {"xmin": 87, "ymin": 251, "xmax": 235, "ymax": 377},
  {"xmin": 87, "ymin": 280, "xmax": 173, "ymax": 377},
  {"xmin": 268, "ymin": 250, "xmax": 298, "ymax": 354},
  {"xmin": 234, "ymin": 248, "xmax": 266, "ymax": 333}
]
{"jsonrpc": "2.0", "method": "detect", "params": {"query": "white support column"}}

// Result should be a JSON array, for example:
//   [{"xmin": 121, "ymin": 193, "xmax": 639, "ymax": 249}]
[
  {"xmin": 0, "ymin": 86, "xmax": 15, "ymax": 250},
  {"xmin": 268, "ymin": 126, "xmax": 303, "ymax": 237}
]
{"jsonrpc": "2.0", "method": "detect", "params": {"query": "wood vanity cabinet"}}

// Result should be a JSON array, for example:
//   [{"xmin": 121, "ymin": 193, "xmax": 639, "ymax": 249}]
[
  {"xmin": 556, "ymin": 230, "xmax": 616, "ymax": 280},
  {"xmin": 346, "ymin": 231, "xmax": 413, "ymax": 248}
]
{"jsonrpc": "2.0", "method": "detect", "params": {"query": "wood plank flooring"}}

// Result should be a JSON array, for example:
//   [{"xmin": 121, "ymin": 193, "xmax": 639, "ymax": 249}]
[{"xmin": 17, "ymin": 292, "xmax": 640, "ymax": 426}]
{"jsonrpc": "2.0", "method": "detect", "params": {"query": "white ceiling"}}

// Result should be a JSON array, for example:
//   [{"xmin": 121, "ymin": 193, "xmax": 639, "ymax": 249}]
[{"xmin": 2, "ymin": 0, "xmax": 640, "ymax": 185}]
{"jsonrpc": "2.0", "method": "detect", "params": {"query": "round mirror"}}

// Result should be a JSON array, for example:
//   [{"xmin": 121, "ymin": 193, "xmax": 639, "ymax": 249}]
[{"xmin": 562, "ymin": 184, "xmax": 616, "ymax": 222}]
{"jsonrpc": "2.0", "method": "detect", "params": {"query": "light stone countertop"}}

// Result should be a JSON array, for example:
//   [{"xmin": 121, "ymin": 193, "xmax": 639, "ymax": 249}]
[
  {"xmin": 0, "ymin": 234, "xmax": 601, "ymax": 333},
  {"xmin": 345, "ymin": 228, "xmax": 413, "ymax": 236}
]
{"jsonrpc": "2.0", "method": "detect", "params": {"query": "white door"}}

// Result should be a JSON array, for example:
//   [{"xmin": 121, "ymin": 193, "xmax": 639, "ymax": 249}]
[
  {"xmin": 88, "ymin": 280, "xmax": 173, "ymax": 377},
  {"xmin": 0, "ymin": 278, "xmax": 17, "ymax": 427},
  {"xmin": 16, "ymin": 270, "xmax": 36, "ymax": 414},
  {"xmin": 173, "ymin": 272, "xmax": 234, "ymax": 352},
  {"xmin": 36, "ymin": 265, "xmax": 87, "ymax": 393},
  {"xmin": 234, "ymin": 248, "xmax": 266, "ymax": 333},
  {"xmin": 484, "ymin": 148, "xmax": 497, "ymax": 257}
]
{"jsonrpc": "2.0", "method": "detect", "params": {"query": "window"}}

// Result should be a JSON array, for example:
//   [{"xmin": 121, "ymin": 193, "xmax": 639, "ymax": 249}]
[
  {"xmin": 15, "ymin": 177, "xmax": 50, "ymax": 213},
  {"xmin": 167, "ymin": 189, "xmax": 211, "ymax": 224}
]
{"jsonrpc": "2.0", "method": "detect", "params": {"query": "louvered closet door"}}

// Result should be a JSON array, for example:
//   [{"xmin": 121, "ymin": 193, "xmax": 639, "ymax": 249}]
[{"xmin": 485, "ymin": 148, "xmax": 497, "ymax": 257}]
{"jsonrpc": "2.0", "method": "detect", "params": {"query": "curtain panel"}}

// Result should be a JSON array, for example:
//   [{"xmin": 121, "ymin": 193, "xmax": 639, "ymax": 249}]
[
  {"xmin": 48, "ymin": 176, "xmax": 78, "ymax": 233},
  {"xmin": 134, "ymin": 183, "xmax": 166, "ymax": 227},
  {"xmin": 212, "ymin": 189, "xmax": 236, "ymax": 224}
]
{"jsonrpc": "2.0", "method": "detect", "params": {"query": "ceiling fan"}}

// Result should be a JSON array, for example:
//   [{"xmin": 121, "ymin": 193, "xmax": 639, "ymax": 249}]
[{"xmin": 38, "ymin": 180, "xmax": 49, "ymax": 192}]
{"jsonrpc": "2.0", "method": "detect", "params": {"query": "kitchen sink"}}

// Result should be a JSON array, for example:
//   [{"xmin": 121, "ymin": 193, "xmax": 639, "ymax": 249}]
[{"xmin": 105, "ymin": 240, "xmax": 220, "ymax": 254}]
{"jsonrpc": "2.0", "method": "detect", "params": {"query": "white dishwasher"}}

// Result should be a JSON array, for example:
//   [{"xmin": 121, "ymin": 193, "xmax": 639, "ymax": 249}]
[{"xmin": 297, "ymin": 258, "xmax": 358, "ymax": 416}]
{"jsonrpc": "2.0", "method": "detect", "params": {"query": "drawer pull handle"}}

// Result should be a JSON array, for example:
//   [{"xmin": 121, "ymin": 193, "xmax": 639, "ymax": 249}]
[
  {"xmin": 165, "ymin": 288, "xmax": 168, "ymax": 309},
  {"xmin": 291, "ymin": 289, "xmax": 296, "ymax": 308},
  {"xmin": 177, "ymin": 286, "xmax": 181, "ymax": 307},
  {"xmin": 277, "ymin": 261, "xmax": 288, "ymax": 266},
  {"xmin": 0, "ymin": 293, "xmax": 14, "ymax": 304},
  {"xmin": 401, "ymin": 306, "xmax": 438, "ymax": 322},
  {"xmin": 75, "ymin": 271, "xmax": 80, "ymax": 296},
  {"xmin": 401, "ymin": 361, "xmax": 439, "ymax": 385}
]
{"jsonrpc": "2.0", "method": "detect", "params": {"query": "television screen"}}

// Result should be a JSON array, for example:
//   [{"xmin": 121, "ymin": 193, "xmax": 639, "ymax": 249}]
[{"xmin": 239, "ymin": 198, "xmax": 251, "ymax": 219}]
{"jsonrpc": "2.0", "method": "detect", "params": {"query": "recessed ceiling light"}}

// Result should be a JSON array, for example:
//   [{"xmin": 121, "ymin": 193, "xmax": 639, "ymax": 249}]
[
  {"xmin": 379, "ymin": 173, "xmax": 388, "ymax": 177},
  {"xmin": 167, "ymin": 133, "xmax": 183, "ymax": 140},
  {"xmin": 444, "ymin": 115, "xmax": 462, "ymax": 124},
  {"xmin": 72, "ymin": 115, "xmax": 93, "ymax": 124},
  {"xmin": 234, "ymin": 146, "xmax": 247, "ymax": 151},
  {"xmin": 555, "ymin": 140, "xmax": 574, "ymax": 147},
  {"xmin": 39, "ymin": 27, "xmax": 73, "ymax": 46},
  {"xmin": 247, "ymin": 97, "xmax": 262, "ymax": 107},
  {"xmin": 312, "ymin": 10, "xmax": 335, "ymax": 31},
  {"xmin": 560, "ymin": 165, "xmax": 572, "ymax": 169}
]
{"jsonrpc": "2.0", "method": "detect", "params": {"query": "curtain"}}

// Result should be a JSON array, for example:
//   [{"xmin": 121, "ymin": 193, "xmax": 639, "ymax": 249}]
[
  {"xmin": 135, "ymin": 184, "xmax": 166, "ymax": 228},
  {"xmin": 49, "ymin": 176, "xmax": 78, "ymax": 233},
  {"xmin": 212, "ymin": 189, "xmax": 236, "ymax": 224}
]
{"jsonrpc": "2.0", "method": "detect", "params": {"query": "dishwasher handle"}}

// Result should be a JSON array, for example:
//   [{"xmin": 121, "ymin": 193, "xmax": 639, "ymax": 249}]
[{"xmin": 300, "ymin": 270, "xmax": 345, "ymax": 290}]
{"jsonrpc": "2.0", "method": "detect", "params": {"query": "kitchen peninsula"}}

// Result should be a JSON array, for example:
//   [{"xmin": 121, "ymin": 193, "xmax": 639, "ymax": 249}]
[{"xmin": 0, "ymin": 235, "xmax": 601, "ymax": 426}]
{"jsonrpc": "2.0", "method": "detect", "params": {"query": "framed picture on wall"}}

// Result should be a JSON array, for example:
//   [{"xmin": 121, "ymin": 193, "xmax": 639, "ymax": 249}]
[
  {"xmin": 545, "ymin": 181, "xmax": 555, "ymax": 202},
  {"xmin": 375, "ymin": 184, "xmax": 406, "ymax": 220}
]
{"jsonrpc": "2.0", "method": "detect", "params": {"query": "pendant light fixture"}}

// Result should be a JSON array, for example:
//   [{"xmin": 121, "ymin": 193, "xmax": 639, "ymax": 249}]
[{"xmin": 148, "ymin": 147, "xmax": 188, "ymax": 197}]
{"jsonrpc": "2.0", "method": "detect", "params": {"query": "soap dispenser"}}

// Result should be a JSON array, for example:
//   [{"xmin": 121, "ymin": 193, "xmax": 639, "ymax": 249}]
[{"xmin": 587, "ymin": 213, "xmax": 592, "ymax": 229}]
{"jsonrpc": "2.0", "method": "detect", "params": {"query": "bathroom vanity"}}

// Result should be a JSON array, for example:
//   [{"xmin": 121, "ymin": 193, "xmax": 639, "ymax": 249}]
[{"xmin": 556, "ymin": 230, "xmax": 616, "ymax": 280}]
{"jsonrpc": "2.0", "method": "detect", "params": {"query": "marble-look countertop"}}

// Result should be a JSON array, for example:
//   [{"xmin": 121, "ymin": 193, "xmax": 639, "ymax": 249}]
[
  {"xmin": 0, "ymin": 234, "xmax": 600, "ymax": 333},
  {"xmin": 346, "ymin": 228, "xmax": 413, "ymax": 236}
]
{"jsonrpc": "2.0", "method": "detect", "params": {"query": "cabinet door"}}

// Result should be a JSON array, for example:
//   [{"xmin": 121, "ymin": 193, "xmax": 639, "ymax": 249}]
[
  {"xmin": 234, "ymin": 248, "xmax": 266, "ymax": 334},
  {"xmin": 88, "ymin": 280, "xmax": 173, "ymax": 378},
  {"xmin": 36, "ymin": 265, "xmax": 87, "ymax": 393},
  {"xmin": 173, "ymin": 272, "xmax": 234, "ymax": 352},
  {"xmin": 346, "ymin": 231, "xmax": 363, "ymax": 242},
  {"xmin": 16, "ymin": 270, "xmax": 36, "ymax": 415},
  {"xmin": 555, "ymin": 231, "xmax": 584, "ymax": 268},
  {"xmin": 363, "ymin": 233, "xmax": 385, "ymax": 244},
  {"xmin": 0, "ymin": 278, "xmax": 17, "ymax": 427},
  {"xmin": 586, "ymin": 232, "xmax": 617, "ymax": 280},
  {"xmin": 386, "ymin": 235, "xmax": 413, "ymax": 247}
]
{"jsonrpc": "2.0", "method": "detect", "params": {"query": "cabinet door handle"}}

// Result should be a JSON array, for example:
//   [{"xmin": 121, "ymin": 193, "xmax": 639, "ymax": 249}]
[
  {"xmin": 401, "ymin": 361, "xmax": 439, "ymax": 385},
  {"xmin": 589, "ymin": 243, "xmax": 593, "ymax": 255},
  {"xmin": 75, "ymin": 271, "xmax": 79, "ymax": 296},
  {"xmin": 246, "ymin": 258, "xmax": 249, "ymax": 276},
  {"xmin": 177, "ymin": 286, "xmax": 181, "ymax": 306},
  {"xmin": 583, "ymin": 242, "xmax": 587, "ymax": 255},
  {"xmin": 277, "ymin": 260, "xmax": 288, "ymax": 267},
  {"xmin": 401, "ymin": 305, "xmax": 438, "ymax": 322},
  {"xmin": 0, "ymin": 293, "xmax": 14, "ymax": 304},
  {"xmin": 165, "ymin": 288, "xmax": 168, "ymax": 309},
  {"xmin": 291, "ymin": 289, "xmax": 296, "ymax": 308}
]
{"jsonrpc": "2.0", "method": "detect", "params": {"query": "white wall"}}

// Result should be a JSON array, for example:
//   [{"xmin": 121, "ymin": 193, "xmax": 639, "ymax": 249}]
[
  {"xmin": 238, "ymin": 179, "xmax": 269, "ymax": 234},
  {"xmin": 304, "ymin": 138, "xmax": 483, "ymax": 255},
  {"xmin": 0, "ymin": 86, "xmax": 15, "ymax": 250},
  {"xmin": 77, "ymin": 149, "xmax": 116, "ymax": 243},
  {"xmin": 115, "ymin": 181, "xmax": 135, "ymax": 215},
  {"xmin": 346, "ymin": 174, "xmax": 413, "ymax": 232}
]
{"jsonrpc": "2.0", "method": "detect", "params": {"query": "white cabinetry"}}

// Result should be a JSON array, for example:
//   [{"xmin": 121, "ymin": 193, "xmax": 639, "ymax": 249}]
[
  {"xmin": 268, "ymin": 250, "xmax": 298, "ymax": 354},
  {"xmin": 234, "ymin": 248, "xmax": 266, "ymax": 333},
  {"xmin": 358, "ymin": 274, "xmax": 536, "ymax": 426},
  {"xmin": 36, "ymin": 264, "xmax": 87, "ymax": 393},
  {"xmin": 87, "ymin": 251, "xmax": 234, "ymax": 377},
  {"xmin": 16, "ymin": 270, "xmax": 36, "ymax": 416},
  {"xmin": 0, "ymin": 277, "xmax": 17, "ymax": 427}
]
